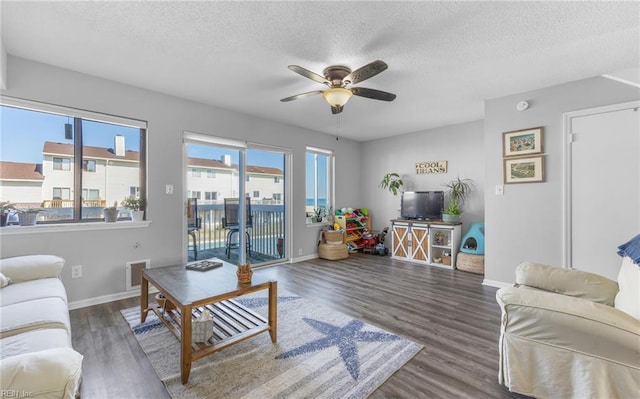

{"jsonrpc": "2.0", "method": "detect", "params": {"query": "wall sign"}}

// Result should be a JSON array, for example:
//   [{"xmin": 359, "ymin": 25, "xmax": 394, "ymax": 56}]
[{"xmin": 415, "ymin": 160, "xmax": 447, "ymax": 174}]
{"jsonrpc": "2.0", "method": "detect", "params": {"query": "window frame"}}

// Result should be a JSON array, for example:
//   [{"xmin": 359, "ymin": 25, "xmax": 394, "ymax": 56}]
[
  {"xmin": 0, "ymin": 96, "xmax": 147, "ymax": 224},
  {"xmin": 305, "ymin": 146, "xmax": 334, "ymax": 225}
]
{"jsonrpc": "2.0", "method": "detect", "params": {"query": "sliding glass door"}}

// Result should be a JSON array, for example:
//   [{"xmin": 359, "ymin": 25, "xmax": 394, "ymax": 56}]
[{"xmin": 184, "ymin": 134, "xmax": 288, "ymax": 266}]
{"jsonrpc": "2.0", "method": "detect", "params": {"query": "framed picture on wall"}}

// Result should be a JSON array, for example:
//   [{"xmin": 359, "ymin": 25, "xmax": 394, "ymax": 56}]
[
  {"xmin": 504, "ymin": 155, "xmax": 545, "ymax": 184},
  {"xmin": 502, "ymin": 127, "xmax": 543, "ymax": 157}
]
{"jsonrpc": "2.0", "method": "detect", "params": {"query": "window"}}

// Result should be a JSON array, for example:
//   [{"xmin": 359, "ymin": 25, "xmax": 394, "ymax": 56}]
[
  {"xmin": 192, "ymin": 168, "xmax": 201, "ymax": 177},
  {"xmin": 130, "ymin": 186, "xmax": 140, "ymax": 197},
  {"xmin": 81, "ymin": 189, "xmax": 100, "ymax": 200},
  {"xmin": 82, "ymin": 160, "xmax": 96, "ymax": 172},
  {"xmin": 253, "ymin": 191, "xmax": 260, "ymax": 198},
  {"xmin": 207, "ymin": 169, "xmax": 216, "ymax": 178},
  {"xmin": 205, "ymin": 191, "xmax": 217, "ymax": 201},
  {"xmin": 246, "ymin": 175, "xmax": 250, "ymax": 182},
  {"xmin": 0, "ymin": 98, "xmax": 147, "ymax": 223},
  {"xmin": 53, "ymin": 157, "xmax": 71, "ymax": 171},
  {"xmin": 306, "ymin": 147, "xmax": 333, "ymax": 224},
  {"xmin": 274, "ymin": 176, "xmax": 280, "ymax": 183},
  {"xmin": 273, "ymin": 193, "xmax": 282, "ymax": 201},
  {"xmin": 53, "ymin": 187, "xmax": 71, "ymax": 200}
]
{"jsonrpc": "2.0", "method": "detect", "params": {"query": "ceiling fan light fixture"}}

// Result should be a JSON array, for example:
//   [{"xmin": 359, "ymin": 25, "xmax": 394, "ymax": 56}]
[{"xmin": 322, "ymin": 88, "xmax": 353, "ymax": 107}]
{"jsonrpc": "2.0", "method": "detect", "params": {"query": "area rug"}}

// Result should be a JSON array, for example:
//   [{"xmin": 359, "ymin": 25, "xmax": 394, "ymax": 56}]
[{"xmin": 121, "ymin": 291, "xmax": 422, "ymax": 399}]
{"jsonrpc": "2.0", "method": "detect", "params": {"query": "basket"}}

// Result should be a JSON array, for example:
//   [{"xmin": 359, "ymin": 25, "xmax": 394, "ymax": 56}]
[
  {"xmin": 318, "ymin": 243, "xmax": 348, "ymax": 260},
  {"xmin": 324, "ymin": 230, "xmax": 344, "ymax": 245},
  {"xmin": 456, "ymin": 253, "xmax": 485, "ymax": 274},
  {"xmin": 442, "ymin": 255, "xmax": 451, "ymax": 266}
]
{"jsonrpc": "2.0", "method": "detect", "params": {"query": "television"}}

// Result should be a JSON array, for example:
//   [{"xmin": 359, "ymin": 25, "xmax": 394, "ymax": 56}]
[{"xmin": 401, "ymin": 191, "xmax": 444, "ymax": 220}]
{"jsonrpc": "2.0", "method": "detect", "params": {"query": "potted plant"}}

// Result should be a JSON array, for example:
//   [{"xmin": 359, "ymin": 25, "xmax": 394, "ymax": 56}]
[
  {"xmin": 17, "ymin": 207, "xmax": 44, "ymax": 226},
  {"xmin": 313, "ymin": 206, "xmax": 326, "ymax": 223},
  {"xmin": 121, "ymin": 196, "xmax": 144, "ymax": 222},
  {"xmin": 379, "ymin": 172, "xmax": 404, "ymax": 196},
  {"xmin": 442, "ymin": 177, "xmax": 474, "ymax": 223},
  {"xmin": 103, "ymin": 201, "xmax": 119, "ymax": 223},
  {"xmin": 1, "ymin": 201, "xmax": 16, "ymax": 227}
]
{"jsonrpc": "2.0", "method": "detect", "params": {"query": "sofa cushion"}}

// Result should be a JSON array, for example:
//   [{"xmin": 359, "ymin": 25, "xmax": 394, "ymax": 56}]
[
  {"xmin": 0, "ymin": 278, "xmax": 68, "ymax": 307},
  {"xmin": 515, "ymin": 262, "xmax": 619, "ymax": 306},
  {"xmin": 615, "ymin": 256, "xmax": 640, "ymax": 319},
  {"xmin": 1, "ymin": 328, "xmax": 71, "ymax": 359},
  {"xmin": 0, "ymin": 347, "xmax": 82, "ymax": 399},
  {"xmin": 0, "ymin": 298, "xmax": 70, "ymax": 338},
  {"xmin": 0, "ymin": 255, "xmax": 64, "ymax": 283}
]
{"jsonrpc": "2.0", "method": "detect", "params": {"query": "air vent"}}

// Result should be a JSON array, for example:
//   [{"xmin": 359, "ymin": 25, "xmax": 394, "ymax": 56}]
[{"xmin": 126, "ymin": 259, "xmax": 150, "ymax": 291}]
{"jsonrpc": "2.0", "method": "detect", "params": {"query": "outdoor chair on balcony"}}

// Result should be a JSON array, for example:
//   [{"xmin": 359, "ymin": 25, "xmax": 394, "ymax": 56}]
[
  {"xmin": 187, "ymin": 198, "xmax": 201, "ymax": 260},
  {"xmin": 222, "ymin": 197, "xmax": 252, "ymax": 259}
]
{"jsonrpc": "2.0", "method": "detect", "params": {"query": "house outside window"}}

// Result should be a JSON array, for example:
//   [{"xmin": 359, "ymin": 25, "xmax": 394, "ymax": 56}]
[
  {"xmin": 192, "ymin": 168, "xmax": 201, "ymax": 178},
  {"xmin": 207, "ymin": 169, "xmax": 216, "ymax": 178},
  {"xmin": 306, "ymin": 146, "xmax": 333, "ymax": 224},
  {"xmin": 274, "ymin": 176, "xmax": 280, "ymax": 183},
  {"xmin": 273, "ymin": 193, "xmax": 282, "ymax": 201},
  {"xmin": 253, "ymin": 190, "xmax": 260, "ymax": 198},
  {"xmin": 53, "ymin": 157, "xmax": 71, "ymax": 171},
  {"xmin": 0, "ymin": 98, "xmax": 147, "ymax": 223}
]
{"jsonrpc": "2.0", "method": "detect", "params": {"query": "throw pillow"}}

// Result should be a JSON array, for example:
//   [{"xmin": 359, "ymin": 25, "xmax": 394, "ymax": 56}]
[
  {"xmin": 614, "ymin": 256, "xmax": 640, "ymax": 319},
  {"xmin": 0, "ymin": 272, "xmax": 11, "ymax": 287},
  {"xmin": 617, "ymin": 234, "xmax": 640, "ymax": 264}
]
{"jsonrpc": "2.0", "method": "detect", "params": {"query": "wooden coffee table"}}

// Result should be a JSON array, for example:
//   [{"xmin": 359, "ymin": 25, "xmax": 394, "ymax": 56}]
[{"xmin": 140, "ymin": 259, "xmax": 277, "ymax": 384}]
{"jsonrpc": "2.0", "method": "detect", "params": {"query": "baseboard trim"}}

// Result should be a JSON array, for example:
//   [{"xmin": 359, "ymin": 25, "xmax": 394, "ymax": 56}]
[
  {"xmin": 482, "ymin": 279, "xmax": 513, "ymax": 289},
  {"xmin": 69, "ymin": 286, "xmax": 158, "ymax": 310}
]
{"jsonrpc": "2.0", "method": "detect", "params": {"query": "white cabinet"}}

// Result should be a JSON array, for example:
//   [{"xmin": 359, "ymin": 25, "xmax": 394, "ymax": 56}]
[{"xmin": 390, "ymin": 220, "xmax": 461, "ymax": 268}]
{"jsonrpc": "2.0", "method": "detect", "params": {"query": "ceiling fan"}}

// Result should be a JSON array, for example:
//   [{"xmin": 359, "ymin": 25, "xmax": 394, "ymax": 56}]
[{"xmin": 280, "ymin": 60, "xmax": 396, "ymax": 114}]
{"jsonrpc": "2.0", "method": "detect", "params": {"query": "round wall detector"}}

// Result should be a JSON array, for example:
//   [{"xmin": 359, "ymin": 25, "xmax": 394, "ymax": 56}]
[{"xmin": 516, "ymin": 101, "xmax": 529, "ymax": 111}]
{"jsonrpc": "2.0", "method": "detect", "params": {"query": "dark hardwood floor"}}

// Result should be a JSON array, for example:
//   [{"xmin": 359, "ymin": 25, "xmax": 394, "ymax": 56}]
[{"xmin": 70, "ymin": 253, "xmax": 521, "ymax": 398}]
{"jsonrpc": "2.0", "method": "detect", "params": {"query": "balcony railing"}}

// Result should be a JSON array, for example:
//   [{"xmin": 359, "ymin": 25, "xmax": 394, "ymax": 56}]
[
  {"xmin": 42, "ymin": 199, "xmax": 107, "ymax": 208},
  {"xmin": 193, "ymin": 204, "xmax": 285, "ymax": 260}
]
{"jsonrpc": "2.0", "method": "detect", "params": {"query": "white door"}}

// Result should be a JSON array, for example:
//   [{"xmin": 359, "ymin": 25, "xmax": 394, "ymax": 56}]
[{"xmin": 568, "ymin": 102, "xmax": 639, "ymax": 280}]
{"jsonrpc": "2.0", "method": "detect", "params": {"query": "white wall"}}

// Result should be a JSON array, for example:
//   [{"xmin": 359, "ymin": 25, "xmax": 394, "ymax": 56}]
[
  {"xmin": 361, "ymin": 120, "xmax": 485, "ymax": 235},
  {"xmin": 0, "ymin": 56, "xmax": 362, "ymax": 303},
  {"xmin": 483, "ymin": 76, "xmax": 640, "ymax": 285}
]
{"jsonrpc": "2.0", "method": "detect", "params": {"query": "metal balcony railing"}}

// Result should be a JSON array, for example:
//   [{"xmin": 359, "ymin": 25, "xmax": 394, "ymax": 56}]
[{"xmin": 193, "ymin": 204, "xmax": 285, "ymax": 259}]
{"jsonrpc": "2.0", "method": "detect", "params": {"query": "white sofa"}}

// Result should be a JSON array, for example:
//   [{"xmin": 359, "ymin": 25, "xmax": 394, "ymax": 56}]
[
  {"xmin": 496, "ymin": 259, "xmax": 640, "ymax": 398},
  {"xmin": 0, "ymin": 255, "xmax": 83, "ymax": 399}
]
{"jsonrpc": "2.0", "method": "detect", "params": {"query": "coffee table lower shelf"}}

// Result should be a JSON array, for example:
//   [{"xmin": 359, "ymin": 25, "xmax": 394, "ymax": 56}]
[{"xmin": 149, "ymin": 299, "xmax": 270, "ymax": 359}]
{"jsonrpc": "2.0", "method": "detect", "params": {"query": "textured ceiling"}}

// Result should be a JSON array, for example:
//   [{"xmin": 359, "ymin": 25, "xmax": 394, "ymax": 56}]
[{"xmin": 1, "ymin": 1, "xmax": 639, "ymax": 141}]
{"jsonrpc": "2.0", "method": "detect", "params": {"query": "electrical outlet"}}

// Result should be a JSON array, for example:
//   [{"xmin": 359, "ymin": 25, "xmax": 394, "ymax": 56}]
[
  {"xmin": 165, "ymin": 184, "xmax": 174, "ymax": 195},
  {"xmin": 71, "ymin": 265, "xmax": 83, "ymax": 279},
  {"xmin": 495, "ymin": 185, "xmax": 504, "ymax": 195}
]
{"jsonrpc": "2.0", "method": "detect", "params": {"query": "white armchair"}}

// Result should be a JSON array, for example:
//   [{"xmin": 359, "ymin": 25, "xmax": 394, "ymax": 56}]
[{"xmin": 496, "ymin": 260, "xmax": 640, "ymax": 398}]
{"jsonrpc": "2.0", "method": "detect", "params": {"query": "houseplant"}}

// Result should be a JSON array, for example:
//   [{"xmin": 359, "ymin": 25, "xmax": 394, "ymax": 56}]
[
  {"xmin": 1, "ymin": 201, "xmax": 16, "ymax": 227},
  {"xmin": 17, "ymin": 207, "xmax": 44, "ymax": 226},
  {"xmin": 121, "ymin": 196, "xmax": 144, "ymax": 222},
  {"xmin": 442, "ymin": 177, "xmax": 474, "ymax": 223},
  {"xmin": 379, "ymin": 172, "xmax": 403, "ymax": 196},
  {"xmin": 313, "ymin": 206, "xmax": 326, "ymax": 223},
  {"xmin": 103, "ymin": 201, "xmax": 119, "ymax": 223}
]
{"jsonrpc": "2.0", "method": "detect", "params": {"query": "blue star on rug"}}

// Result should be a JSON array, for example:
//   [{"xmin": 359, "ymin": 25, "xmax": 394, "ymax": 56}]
[{"xmin": 276, "ymin": 317, "xmax": 401, "ymax": 380}]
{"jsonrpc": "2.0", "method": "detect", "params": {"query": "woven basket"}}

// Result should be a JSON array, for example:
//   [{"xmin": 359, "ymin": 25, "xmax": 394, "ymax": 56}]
[
  {"xmin": 456, "ymin": 253, "xmax": 485, "ymax": 274},
  {"xmin": 318, "ymin": 243, "xmax": 348, "ymax": 260},
  {"xmin": 324, "ymin": 230, "xmax": 344, "ymax": 245}
]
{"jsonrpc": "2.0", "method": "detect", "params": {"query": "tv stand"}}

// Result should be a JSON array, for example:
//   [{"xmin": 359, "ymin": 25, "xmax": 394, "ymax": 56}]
[{"xmin": 390, "ymin": 219, "xmax": 461, "ymax": 268}]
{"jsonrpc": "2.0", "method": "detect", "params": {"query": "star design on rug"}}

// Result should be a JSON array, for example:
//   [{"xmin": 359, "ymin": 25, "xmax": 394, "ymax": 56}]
[{"xmin": 276, "ymin": 318, "xmax": 401, "ymax": 380}]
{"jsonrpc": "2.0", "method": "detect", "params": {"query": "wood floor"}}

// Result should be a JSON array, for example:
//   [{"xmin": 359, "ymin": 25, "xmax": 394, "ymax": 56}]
[{"xmin": 70, "ymin": 254, "xmax": 523, "ymax": 398}]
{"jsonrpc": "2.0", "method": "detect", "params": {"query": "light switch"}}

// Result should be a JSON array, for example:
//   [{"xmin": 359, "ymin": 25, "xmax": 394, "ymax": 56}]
[{"xmin": 166, "ymin": 184, "xmax": 174, "ymax": 195}]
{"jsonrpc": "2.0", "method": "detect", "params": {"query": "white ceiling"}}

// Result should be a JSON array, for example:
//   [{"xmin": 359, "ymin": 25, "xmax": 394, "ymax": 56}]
[{"xmin": 1, "ymin": 1, "xmax": 639, "ymax": 142}]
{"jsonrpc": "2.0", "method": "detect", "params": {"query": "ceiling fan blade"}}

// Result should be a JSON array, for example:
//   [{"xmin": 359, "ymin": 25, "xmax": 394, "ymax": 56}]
[
  {"xmin": 344, "ymin": 60, "xmax": 388, "ymax": 85},
  {"xmin": 280, "ymin": 90, "xmax": 323, "ymax": 102},
  {"xmin": 331, "ymin": 105, "xmax": 343, "ymax": 114},
  {"xmin": 288, "ymin": 65, "xmax": 329, "ymax": 85},
  {"xmin": 351, "ymin": 87, "xmax": 396, "ymax": 102}
]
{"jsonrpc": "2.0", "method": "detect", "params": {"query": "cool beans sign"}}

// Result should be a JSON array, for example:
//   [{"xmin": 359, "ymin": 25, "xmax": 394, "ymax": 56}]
[{"xmin": 415, "ymin": 160, "xmax": 447, "ymax": 174}]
